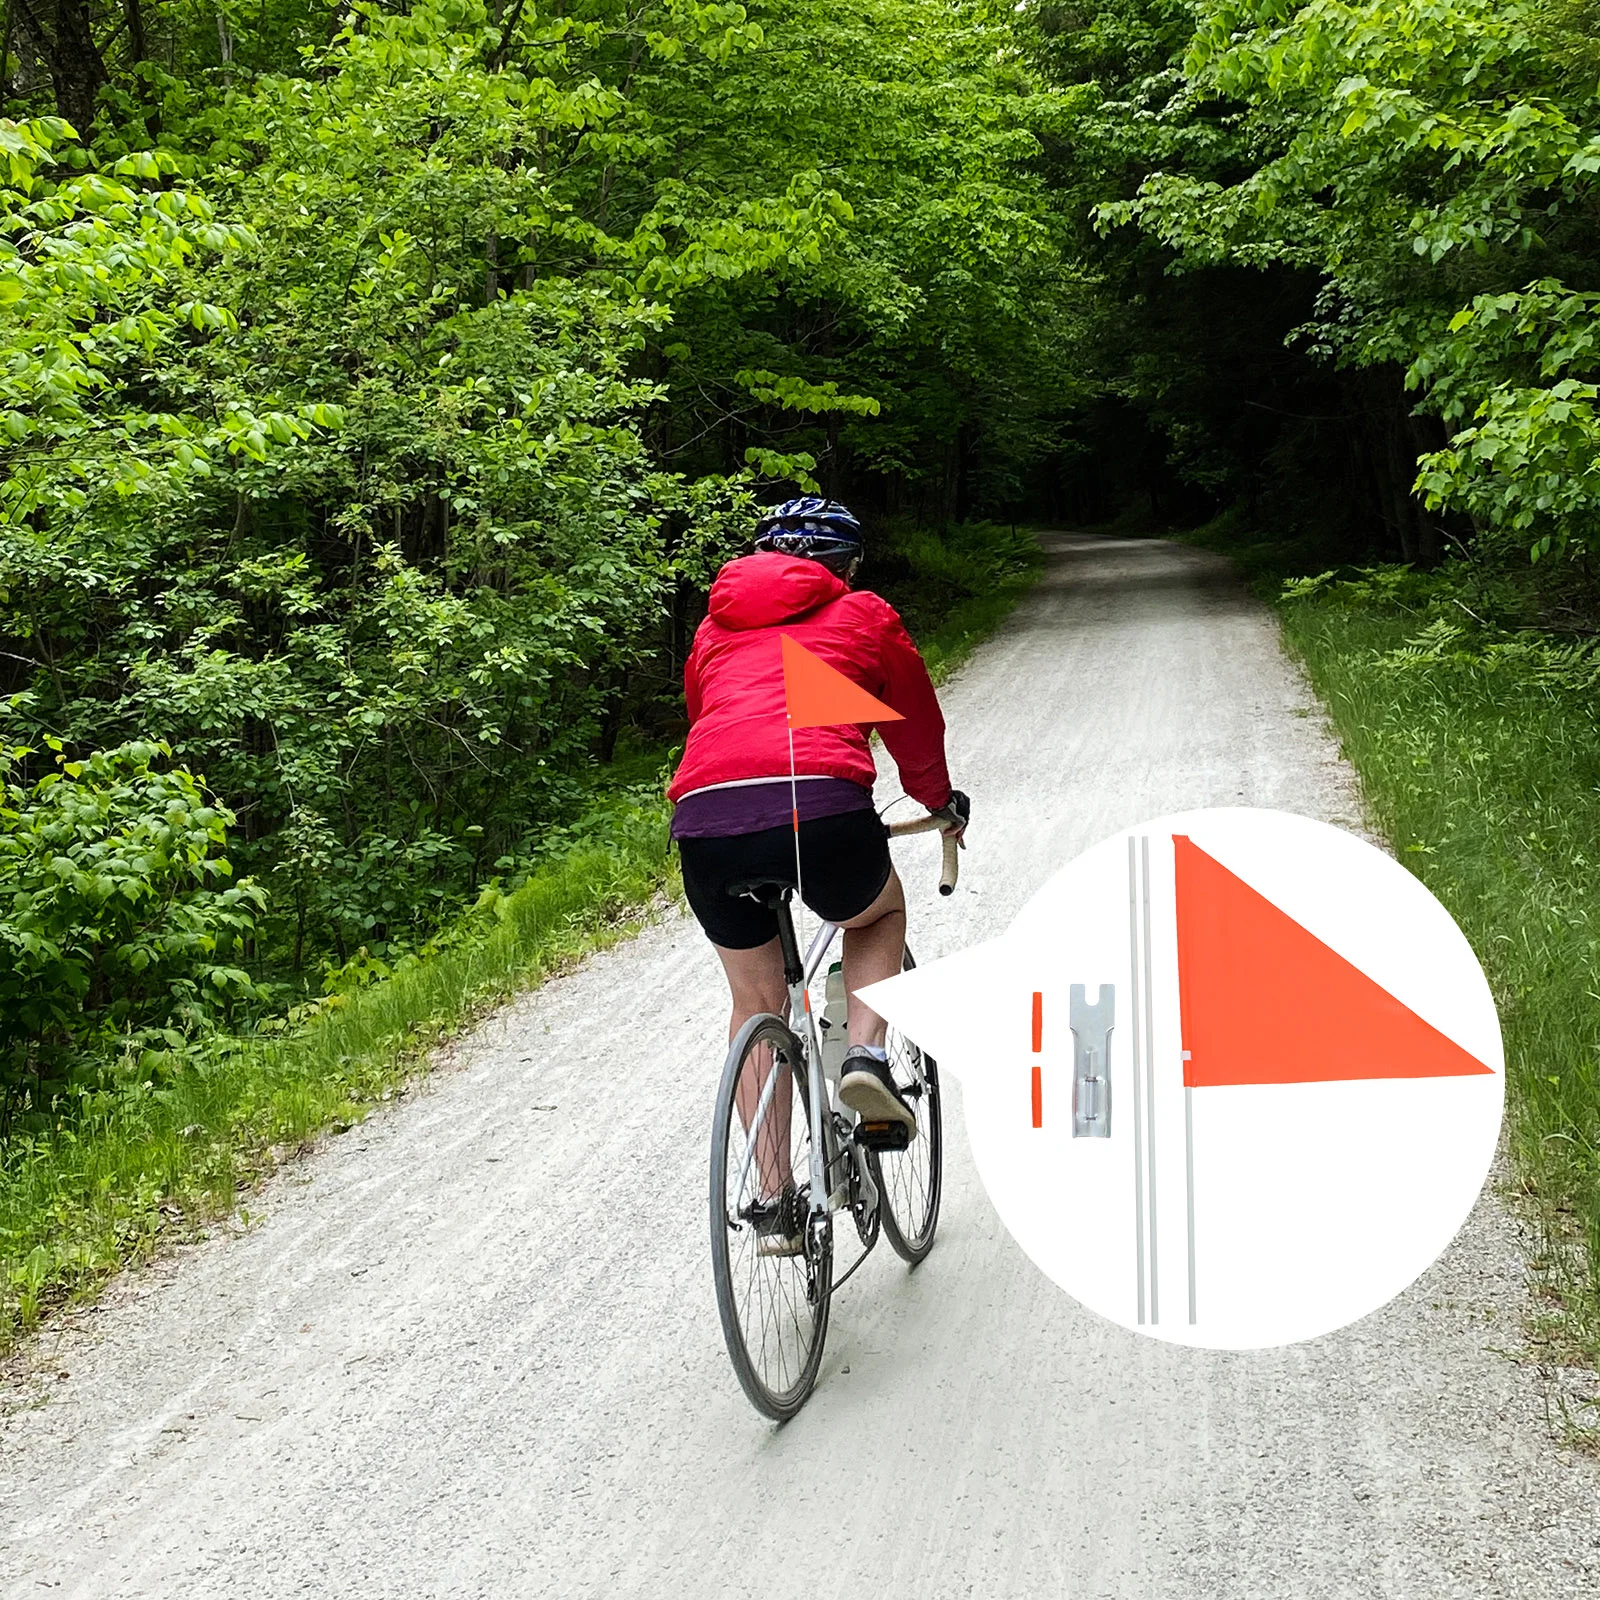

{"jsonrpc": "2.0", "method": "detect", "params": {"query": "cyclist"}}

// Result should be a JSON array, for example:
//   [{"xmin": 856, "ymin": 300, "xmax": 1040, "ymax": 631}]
[{"xmin": 669, "ymin": 496, "xmax": 969, "ymax": 1158}]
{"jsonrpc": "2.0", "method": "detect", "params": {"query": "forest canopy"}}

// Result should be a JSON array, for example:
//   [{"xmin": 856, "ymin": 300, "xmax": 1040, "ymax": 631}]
[
  {"xmin": 1, "ymin": 0, "xmax": 1074, "ymax": 1105},
  {"xmin": 5, "ymin": 0, "xmax": 1600, "ymax": 1108}
]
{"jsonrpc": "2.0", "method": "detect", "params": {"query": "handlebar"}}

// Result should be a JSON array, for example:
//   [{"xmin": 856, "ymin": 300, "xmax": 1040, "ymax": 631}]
[{"xmin": 887, "ymin": 809, "xmax": 964, "ymax": 896}]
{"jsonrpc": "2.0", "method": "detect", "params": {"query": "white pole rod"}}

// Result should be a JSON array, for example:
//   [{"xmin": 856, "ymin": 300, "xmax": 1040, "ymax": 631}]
[{"xmin": 1128, "ymin": 836, "xmax": 1146, "ymax": 1325}]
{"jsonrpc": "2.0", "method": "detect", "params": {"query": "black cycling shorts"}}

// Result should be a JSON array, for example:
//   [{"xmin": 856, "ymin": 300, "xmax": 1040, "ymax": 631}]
[{"xmin": 678, "ymin": 810, "xmax": 893, "ymax": 949}]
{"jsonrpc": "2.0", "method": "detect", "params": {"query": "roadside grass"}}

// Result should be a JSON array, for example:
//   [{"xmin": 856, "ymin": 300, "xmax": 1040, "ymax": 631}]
[
  {"xmin": 1278, "ymin": 580, "xmax": 1600, "ymax": 1393},
  {"xmin": 0, "ymin": 799, "xmax": 674, "ymax": 1345},
  {"xmin": 1175, "ymin": 505, "xmax": 1379, "ymax": 598},
  {"xmin": 877, "ymin": 518, "xmax": 1044, "ymax": 682},
  {"xmin": 0, "ymin": 526, "xmax": 1043, "ymax": 1351},
  {"xmin": 917, "ymin": 544, "xmax": 1043, "ymax": 683}
]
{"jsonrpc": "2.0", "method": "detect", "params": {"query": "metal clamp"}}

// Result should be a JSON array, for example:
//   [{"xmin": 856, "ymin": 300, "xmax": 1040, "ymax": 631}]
[{"xmin": 1070, "ymin": 984, "xmax": 1115, "ymax": 1138}]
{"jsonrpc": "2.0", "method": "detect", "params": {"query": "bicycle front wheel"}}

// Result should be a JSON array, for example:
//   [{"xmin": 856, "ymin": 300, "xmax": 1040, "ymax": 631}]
[
  {"xmin": 874, "ymin": 947, "xmax": 943, "ymax": 1263},
  {"xmin": 709, "ymin": 1014, "xmax": 833, "ymax": 1421}
]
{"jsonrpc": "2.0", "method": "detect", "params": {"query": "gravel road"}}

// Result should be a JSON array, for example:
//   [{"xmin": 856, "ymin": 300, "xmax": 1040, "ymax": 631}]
[{"xmin": 3, "ymin": 533, "xmax": 1597, "ymax": 1598}]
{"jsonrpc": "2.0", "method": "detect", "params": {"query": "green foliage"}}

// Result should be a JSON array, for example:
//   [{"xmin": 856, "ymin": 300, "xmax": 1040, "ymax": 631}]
[
  {"xmin": 873, "ymin": 519, "xmax": 1046, "ymax": 659},
  {"xmin": 0, "ymin": 783, "xmax": 675, "ymax": 1342},
  {"xmin": 1080, "ymin": 0, "xmax": 1600, "ymax": 554},
  {"xmin": 2, "ymin": 0, "xmax": 1070, "ymax": 992},
  {"xmin": 0, "ymin": 523, "xmax": 1039, "ymax": 1345},
  {"xmin": 0, "ymin": 115, "xmax": 318, "ymax": 517},
  {"xmin": 1281, "ymin": 569, "xmax": 1600, "ymax": 1363},
  {"xmin": 0, "ymin": 731, "xmax": 264, "ymax": 1123}
]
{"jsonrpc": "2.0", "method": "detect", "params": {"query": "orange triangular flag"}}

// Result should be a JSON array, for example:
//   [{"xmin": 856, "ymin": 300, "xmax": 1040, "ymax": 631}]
[
  {"xmin": 1172, "ymin": 834, "xmax": 1492, "ymax": 1087},
  {"xmin": 780, "ymin": 635, "xmax": 903, "ymax": 730}
]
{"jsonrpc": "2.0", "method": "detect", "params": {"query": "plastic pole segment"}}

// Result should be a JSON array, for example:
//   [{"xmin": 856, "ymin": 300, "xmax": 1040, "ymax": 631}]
[{"xmin": 1129, "ymin": 836, "xmax": 1147, "ymax": 1326}]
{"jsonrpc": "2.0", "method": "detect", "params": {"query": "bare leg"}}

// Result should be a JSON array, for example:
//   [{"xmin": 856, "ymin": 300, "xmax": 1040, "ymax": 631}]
[
  {"xmin": 713, "ymin": 939, "xmax": 792, "ymax": 1198},
  {"xmin": 713, "ymin": 937, "xmax": 786, "ymax": 1042},
  {"xmin": 835, "ymin": 866, "xmax": 907, "ymax": 1050}
]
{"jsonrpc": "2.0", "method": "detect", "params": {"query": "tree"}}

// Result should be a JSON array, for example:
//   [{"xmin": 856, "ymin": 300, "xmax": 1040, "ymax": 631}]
[{"xmin": 1063, "ymin": 0, "xmax": 1600, "ymax": 560}]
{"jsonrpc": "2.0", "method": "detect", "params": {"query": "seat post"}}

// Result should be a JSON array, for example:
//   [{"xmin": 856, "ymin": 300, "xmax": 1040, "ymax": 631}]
[{"xmin": 771, "ymin": 889, "xmax": 805, "ymax": 989}]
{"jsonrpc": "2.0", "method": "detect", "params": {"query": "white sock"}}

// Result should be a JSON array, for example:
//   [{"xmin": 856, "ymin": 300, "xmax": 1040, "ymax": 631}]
[{"xmin": 862, "ymin": 1045, "xmax": 888, "ymax": 1063}]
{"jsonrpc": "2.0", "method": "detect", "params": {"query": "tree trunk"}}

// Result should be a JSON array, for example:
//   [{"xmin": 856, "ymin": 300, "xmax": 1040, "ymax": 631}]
[
  {"xmin": 14, "ymin": 0, "xmax": 107, "ymax": 131},
  {"xmin": 1378, "ymin": 407, "xmax": 1424, "ymax": 563},
  {"xmin": 940, "ymin": 435, "xmax": 959, "ymax": 529},
  {"xmin": 1405, "ymin": 408, "xmax": 1450, "ymax": 564},
  {"xmin": 123, "ymin": 0, "xmax": 146, "ymax": 63},
  {"xmin": 55, "ymin": 0, "xmax": 104, "ymax": 130},
  {"xmin": 594, "ymin": 668, "xmax": 628, "ymax": 763},
  {"xmin": 1, "ymin": 0, "xmax": 16, "ymax": 106}
]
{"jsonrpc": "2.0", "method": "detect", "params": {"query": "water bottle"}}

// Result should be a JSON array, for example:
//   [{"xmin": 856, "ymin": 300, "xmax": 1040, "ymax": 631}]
[{"xmin": 821, "ymin": 961, "xmax": 849, "ymax": 1087}]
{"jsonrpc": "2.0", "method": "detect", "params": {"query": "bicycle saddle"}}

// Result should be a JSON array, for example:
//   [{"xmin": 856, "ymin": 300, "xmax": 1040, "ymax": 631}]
[{"xmin": 724, "ymin": 877, "xmax": 794, "ymax": 905}]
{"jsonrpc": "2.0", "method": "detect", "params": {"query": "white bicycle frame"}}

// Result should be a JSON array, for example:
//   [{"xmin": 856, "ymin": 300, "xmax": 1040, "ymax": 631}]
[
  {"xmin": 728, "ymin": 915, "xmax": 874, "ymax": 1234},
  {"xmin": 795, "ymin": 919, "xmax": 878, "ymax": 1225},
  {"xmin": 729, "ymin": 810, "xmax": 959, "ymax": 1243}
]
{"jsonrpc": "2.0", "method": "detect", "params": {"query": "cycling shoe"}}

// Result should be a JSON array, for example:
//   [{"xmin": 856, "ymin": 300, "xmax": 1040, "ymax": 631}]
[{"xmin": 839, "ymin": 1049, "xmax": 917, "ymax": 1138}]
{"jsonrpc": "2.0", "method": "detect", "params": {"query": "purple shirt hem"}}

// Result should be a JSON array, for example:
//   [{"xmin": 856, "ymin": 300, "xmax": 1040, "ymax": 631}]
[{"xmin": 670, "ymin": 779, "xmax": 873, "ymax": 839}]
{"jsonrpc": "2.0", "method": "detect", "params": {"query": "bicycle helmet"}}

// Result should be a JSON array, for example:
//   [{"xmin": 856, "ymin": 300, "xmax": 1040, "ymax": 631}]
[{"xmin": 753, "ymin": 497, "xmax": 864, "ymax": 575}]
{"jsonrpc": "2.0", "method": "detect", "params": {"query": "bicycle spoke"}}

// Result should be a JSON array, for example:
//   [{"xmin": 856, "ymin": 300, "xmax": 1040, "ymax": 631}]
[
  {"xmin": 711, "ymin": 1015, "xmax": 832, "ymax": 1417},
  {"xmin": 875, "ymin": 949, "xmax": 943, "ymax": 1264}
]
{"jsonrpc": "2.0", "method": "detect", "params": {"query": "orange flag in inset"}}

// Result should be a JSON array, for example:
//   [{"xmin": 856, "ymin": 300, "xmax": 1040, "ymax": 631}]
[
  {"xmin": 1172, "ymin": 834, "xmax": 1492, "ymax": 1088},
  {"xmin": 780, "ymin": 635, "xmax": 903, "ymax": 730}
]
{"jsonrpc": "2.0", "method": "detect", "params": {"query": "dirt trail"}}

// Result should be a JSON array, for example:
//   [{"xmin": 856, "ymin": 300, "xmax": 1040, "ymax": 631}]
[{"xmin": 4, "ymin": 534, "xmax": 1597, "ymax": 1598}]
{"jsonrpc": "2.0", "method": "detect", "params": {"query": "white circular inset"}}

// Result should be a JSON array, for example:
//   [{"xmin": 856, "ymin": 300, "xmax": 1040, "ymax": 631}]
[{"xmin": 860, "ymin": 808, "xmax": 1504, "ymax": 1350}]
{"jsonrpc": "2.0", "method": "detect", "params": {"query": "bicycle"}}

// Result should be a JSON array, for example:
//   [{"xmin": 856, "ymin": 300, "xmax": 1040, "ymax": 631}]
[{"xmin": 708, "ymin": 808, "xmax": 960, "ymax": 1420}]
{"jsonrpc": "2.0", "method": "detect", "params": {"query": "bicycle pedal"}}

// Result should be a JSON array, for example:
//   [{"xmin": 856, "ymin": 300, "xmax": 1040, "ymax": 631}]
[{"xmin": 854, "ymin": 1119, "xmax": 911, "ymax": 1152}]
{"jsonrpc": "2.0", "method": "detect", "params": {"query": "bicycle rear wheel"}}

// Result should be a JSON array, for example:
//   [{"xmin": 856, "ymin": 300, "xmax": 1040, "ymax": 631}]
[
  {"xmin": 710, "ymin": 1014, "xmax": 833, "ymax": 1420},
  {"xmin": 874, "ymin": 947, "xmax": 943, "ymax": 1263}
]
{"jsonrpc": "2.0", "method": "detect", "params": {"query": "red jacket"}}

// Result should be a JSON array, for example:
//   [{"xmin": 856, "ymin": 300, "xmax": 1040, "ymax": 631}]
[{"xmin": 668, "ymin": 552, "xmax": 952, "ymax": 809}]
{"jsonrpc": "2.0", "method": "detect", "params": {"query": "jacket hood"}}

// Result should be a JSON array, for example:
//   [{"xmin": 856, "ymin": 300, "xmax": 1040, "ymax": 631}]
[{"xmin": 707, "ymin": 552, "xmax": 848, "ymax": 630}]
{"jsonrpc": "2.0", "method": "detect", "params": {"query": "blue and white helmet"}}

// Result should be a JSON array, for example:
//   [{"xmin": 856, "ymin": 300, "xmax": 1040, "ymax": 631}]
[{"xmin": 753, "ymin": 497, "xmax": 864, "ymax": 572}]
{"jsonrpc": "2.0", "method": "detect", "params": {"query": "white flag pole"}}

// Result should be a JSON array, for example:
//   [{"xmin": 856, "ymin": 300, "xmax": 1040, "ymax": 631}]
[
  {"xmin": 1186, "ymin": 1076, "xmax": 1197, "ymax": 1325},
  {"xmin": 1142, "ymin": 835, "xmax": 1158, "ymax": 1325},
  {"xmin": 787, "ymin": 719, "xmax": 806, "ymax": 920},
  {"xmin": 1172, "ymin": 832, "xmax": 1197, "ymax": 1326},
  {"xmin": 1128, "ymin": 837, "xmax": 1147, "ymax": 1325}
]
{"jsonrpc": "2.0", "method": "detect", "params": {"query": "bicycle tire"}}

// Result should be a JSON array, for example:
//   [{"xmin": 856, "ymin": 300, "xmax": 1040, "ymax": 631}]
[
  {"xmin": 709, "ymin": 1013, "xmax": 833, "ymax": 1420},
  {"xmin": 873, "ymin": 947, "xmax": 943, "ymax": 1264}
]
